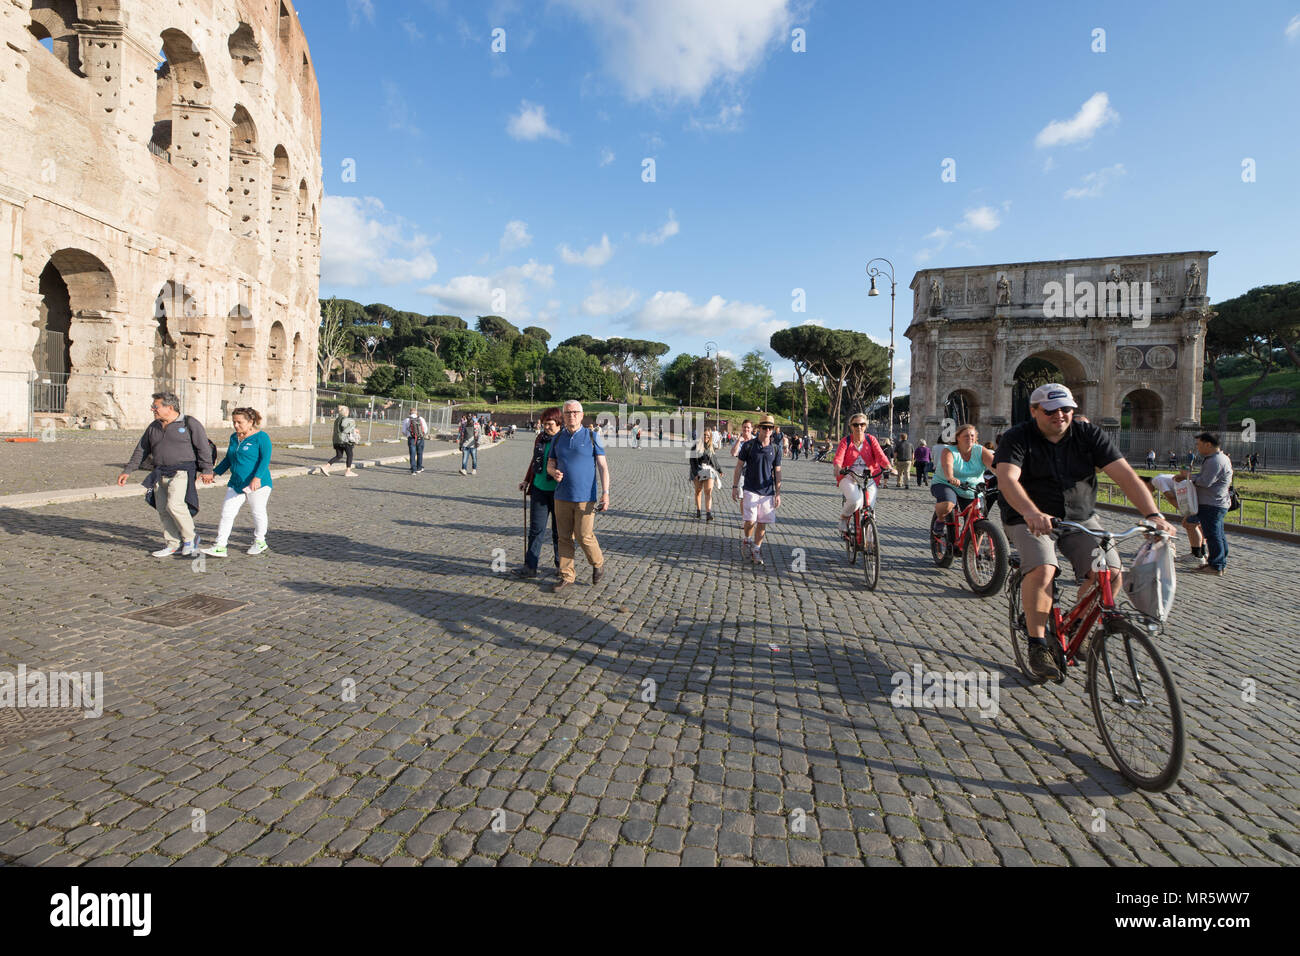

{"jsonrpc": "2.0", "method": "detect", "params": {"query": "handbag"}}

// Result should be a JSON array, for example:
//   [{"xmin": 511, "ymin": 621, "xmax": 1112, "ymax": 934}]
[{"xmin": 1124, "ymin": 537, "xmax": 1177, "ymax": 624}]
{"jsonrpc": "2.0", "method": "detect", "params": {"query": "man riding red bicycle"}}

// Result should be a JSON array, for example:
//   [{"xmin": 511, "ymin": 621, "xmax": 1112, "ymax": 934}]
[{"xmin": 994, "ymin": 384, "xmax": 1177, "ymax": 681}]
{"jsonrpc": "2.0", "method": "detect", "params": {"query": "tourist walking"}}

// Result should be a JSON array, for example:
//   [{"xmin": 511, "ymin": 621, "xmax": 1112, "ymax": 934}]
[
  {"xmin": 730, "ymin": 419, "xmax": 754, "ymax": 457},
  {"xmin": 731, "ymin": 414, "xmax": 783, "ymax": 565},
  {"xmin": 459, "ymin": 415, "xmax": 480, "ymax": 475},
  {"xmin": 516, "ymin": 406, "xmax": 563, "ymax": 578},
  {"xmin": 893, "ymin": 432, "xmax": 915, "ymax": 488},
  {"xmin": 1168, "ymin": 450, "xmax": 1177, "ymax": 469},
  {"xmin": 690, "ymin": 430, "xmax": 721, "ymax": 520},
  {"xmin": 1175, "ymin": 432, "xmax": 1233, "ymax": 576},
  {"xmin": 116, "ymin": 391, "xmax": 215, "ymax": 556},
  {"xmin": 403, "ymin": 409, "xmax": 428, "ymax": 474},
  {"xmin": 201, "ymin": 407, "xmax": 272, "ymax": 557},
  {"xmin": 320, "ymin": 405, "xmax": 358, "ymax": 477},
  {"xmin": 1146, "ymin": 448, "xmax": 1156, "ymax": 470},
  {"xmin": 547, "ymin": 400, "xmax": 610, "ymax": 591},
  {"xmin": 1249, "ymin": 452, "xmax": 1259, "ymax": 474},
  {"xmin": 914, "ymin": 439, "xmax": 932, "ymax": 486}
]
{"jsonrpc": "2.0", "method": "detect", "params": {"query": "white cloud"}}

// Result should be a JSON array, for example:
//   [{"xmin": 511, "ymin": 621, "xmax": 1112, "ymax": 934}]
[
  {"xmin": 581, "ymin": 282, "xmax": 640, "ymax": 316},
  {"xmin": 1043, "ymin": 155, "xmax": 1055, "ymax": 172},
  {"xmin": 401, "ymin": 19, "xmax": 424, "ymax": 41},
  {"xmin": 687, "ymin": 103, "xmax": 744, "ymax": 133},
  {"xmin": 1063, "ymin": 163, "xmax": 1126, "ymax": 199},
  {"xmin": 1035, "ymin": 92, "xmax": 1119, "ymax": 148},
  {"xmin": 419, "ymin": 259, "xmax": 553, "ymax": 320},
  {"xmin": 558, "ymin": 0, "xmax": 793, "ymax": 102},
  {"xmin": 800, "ymin": 318, "xmax": 825, "ymax": 327},
  {"xmin": 507, "ymin": 100, "xmax": 568, "ymax": 142},
  {"xmin": 924, "ymin": 226, "xmax": 952, "ymax": 244},
  {"xmin": 599, "ymin": 146, "xmax": 615, "ymax": 166},
  {"xmin": 960, "ymin": 206, "xmax": 1001, "ymax": 232},
  {"xmin": 499, "ymin": 219, "xmax": 532, "ymax": 253},
  {"xmin": 321, "ymin": 196, "xmax": 438, "ymax": 287},
  {"xmin": 639, "ymin": 210, "xmax": 680, "ymax": 245},
  {"xmin": 1288, "ymin": 15, "xmax": 1300, "ymax": 40},
  {"xmin": 622, "ymin": 291, "xmax": 783, "ymax": 341},
  {"xmin": 559, "ymin": 234, "xmax": 614, "ymax": 267},
  {"xmin": 347, "ymin": 0, "xmax": 375, "ymax": 27}
]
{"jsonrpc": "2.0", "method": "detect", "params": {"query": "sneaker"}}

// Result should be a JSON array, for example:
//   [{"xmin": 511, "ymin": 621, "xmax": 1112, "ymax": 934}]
[
  {"xmin": 751, "ymin": 547, "xmax": 764, "ymax": 565},
  {"xmin": 1027, "ymin": 643, "xmax": 1060, "ymax": 681},
  {"xmin": 416, "ymin": 468, "xmax": 425, "ymax": 474},
  {"xmin": 181, "ymin": 536, "xmax": 200, "ymax": 556},
  {"xmin": 247, "ymin": 540, "xmax": 269, "ymax": 556},
  {"xmin": 1194, "ymin": 564, "xmax": 1225, "ymax": 576},
  {"xmin": 151, "ymin": 545, "xmax": 179, "ymax": 557},
  {"xmin": 472, "ymin": 469, "xmax": 477, "ymax": 475},
  {"xmin": 705, "ymin": 512, "xmax": 713, "ymax": 522},
  {"xmin": 318, "ymin": 464, "xmax": 331, "ymax": 476},
  {"xmin": 459, "ymin": 469, "xmax": 467, "ymax": 476},
  {"xmin": 343, "ymin": 469, "xmax": 358, "ymax": 477},
  {"xmin": 741, "ymin": 539, "xmax": 753, "ymax": 559},
  {"xmin": 514, "ymin": 566, "xmax": 538, "ymax": 578},
  {"xmin": 200, "ymin": 545, "xmax": 228, "ymax": 557},
  {"xmin": 1195, "ymin": 554, "xmax": 1208, "ymax": 567}
]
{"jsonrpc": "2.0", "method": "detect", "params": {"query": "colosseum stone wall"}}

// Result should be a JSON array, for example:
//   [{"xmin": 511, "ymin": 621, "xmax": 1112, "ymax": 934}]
[{"xmin": 0, "ymin": 0, "xmax": 322, "ymax": 430}]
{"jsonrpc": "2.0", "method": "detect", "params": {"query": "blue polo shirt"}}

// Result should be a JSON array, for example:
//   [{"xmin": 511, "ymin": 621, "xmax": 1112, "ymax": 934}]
[
  {"xmin": 214, "ymin": 430, "xmax": 273, "ymax": 491},
  {"xmin": 549, "ymin": 426, "xmax": 605, "ymax": 503}
]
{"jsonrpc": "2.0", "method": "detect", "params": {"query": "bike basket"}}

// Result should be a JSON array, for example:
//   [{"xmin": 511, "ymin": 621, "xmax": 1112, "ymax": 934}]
[{"xmin": 1123, "ymin": 537, "xmax": 1177, "ymax": 624}]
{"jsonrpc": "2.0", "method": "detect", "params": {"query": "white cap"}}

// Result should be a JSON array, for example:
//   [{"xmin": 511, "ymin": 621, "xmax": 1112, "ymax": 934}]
[{"xmin": 1029, "ymin": 383, "xmax": 1077, "ymax": 412}]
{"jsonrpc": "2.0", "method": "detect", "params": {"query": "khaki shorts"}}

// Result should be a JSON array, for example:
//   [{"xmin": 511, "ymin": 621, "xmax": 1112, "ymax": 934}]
[{"xmin": 1007, "ymin": 515, "xmax": 1120, "ymax": 581}]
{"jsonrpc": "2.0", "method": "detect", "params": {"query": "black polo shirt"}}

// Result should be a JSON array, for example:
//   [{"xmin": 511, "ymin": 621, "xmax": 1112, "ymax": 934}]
[{"xmin": 992, "ymin": 419, "xmax": 1122, "ymax": 526}]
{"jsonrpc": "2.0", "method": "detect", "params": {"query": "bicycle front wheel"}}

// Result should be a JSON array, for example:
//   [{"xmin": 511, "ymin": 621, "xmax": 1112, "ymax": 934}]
[
  {"xmin": 862, "ymin": 515, "xmax": 880, "ymax": 590},
  {"xmin": 1087, "ymin": 617, "xmax": 1186, "ymax": 791},
  {"xmin": 962, "ymin": 518, "xmax": 1009, "ymax": 597}
]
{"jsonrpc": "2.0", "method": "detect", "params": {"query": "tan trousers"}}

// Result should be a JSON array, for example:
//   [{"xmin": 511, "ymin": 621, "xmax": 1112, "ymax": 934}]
[
  {"xmin": 155, "ymin": 470, "xmax": 196, "ymax": 546},
  {"xmin": 554, "ymin": 498, "xmax": 603, "ymax": 583}
]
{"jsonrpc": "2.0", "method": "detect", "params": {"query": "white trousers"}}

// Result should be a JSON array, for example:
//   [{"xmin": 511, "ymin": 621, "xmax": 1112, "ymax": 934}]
[
  {"xmin": 839, "ymin": 475, "xmax": 877, "ymax": 521},
  {"xmin": 215, "ymin": 485, "xmax": 271, "ymax": 546}
]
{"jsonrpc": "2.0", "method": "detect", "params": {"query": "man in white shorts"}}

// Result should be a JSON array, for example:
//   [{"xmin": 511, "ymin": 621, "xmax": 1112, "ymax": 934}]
[{"xmin": 731, "ymin": 414, "xmax": 783, "ymax": 565}]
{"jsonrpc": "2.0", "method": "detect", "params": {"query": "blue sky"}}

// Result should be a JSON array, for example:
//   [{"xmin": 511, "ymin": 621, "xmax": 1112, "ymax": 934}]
[{"xmin": 310, "ymin": 0, "xmax": 1300, "ymax": 391}]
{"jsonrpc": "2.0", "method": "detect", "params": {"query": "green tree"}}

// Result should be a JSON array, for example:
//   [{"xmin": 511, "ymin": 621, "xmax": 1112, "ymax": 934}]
[
  {"xmin": 476, "ymin": 314, "xmax": 521, "ymax": 342},
  {"xmin": 438, "ymin": 328, "xmax": 488, "ymax": 374},
  {"xmin": 542, "ymin": 346, "xmax": 605, "ymax": 402},
  {"xmin": 395, "ymin": 346, "xmax": 447, "ymax": 391},
  {"xmin": 770, "ymin": 325, "xmax": 833, "ymax": 436},
  {"xmin": 364, "ymin": 364, "xmax": 398, "ymax": 396}
]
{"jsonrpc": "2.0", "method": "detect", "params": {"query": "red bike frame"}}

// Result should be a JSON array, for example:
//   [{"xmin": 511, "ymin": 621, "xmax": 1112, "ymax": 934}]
[
  {"xmin": 1050, "ymin": 568, "xmax": 1120, "ymax": 664},
  {"xmin": 845, "ymin": 468, "xmax": 886, "ymax": 547},
  {"xmin": 938, "ymin": 492, "xmax": 987, "ymax": 551}
]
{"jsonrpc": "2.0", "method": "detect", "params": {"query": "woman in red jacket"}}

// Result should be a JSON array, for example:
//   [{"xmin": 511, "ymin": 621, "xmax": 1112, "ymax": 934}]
[{"xmin": 832, "ymin": 415, "xmax": 894, "ymax": 538}]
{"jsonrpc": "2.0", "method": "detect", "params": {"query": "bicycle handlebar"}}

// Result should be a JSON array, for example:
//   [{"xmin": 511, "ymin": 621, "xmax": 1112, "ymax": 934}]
[{"xmin": 1049, "ymin": 517, "xmax": 1171, "ymax": 542}]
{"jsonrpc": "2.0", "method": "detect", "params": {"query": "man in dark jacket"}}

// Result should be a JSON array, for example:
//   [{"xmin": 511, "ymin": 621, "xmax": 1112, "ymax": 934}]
[{"xmin": 117, "ymin": 391, "xmax": 214, "ymax": 556}]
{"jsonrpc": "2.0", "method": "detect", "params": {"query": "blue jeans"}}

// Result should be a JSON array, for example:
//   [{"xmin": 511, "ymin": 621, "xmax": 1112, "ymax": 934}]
[
  {"xmin": 408, "ymin": 439, "xmax": 424, "ymax": 472},
  {"xmin": 525, "ymin": 488, "xmax": 559, "ymax": 571},
  {"xmin": 461, "ymin": 446, "xmax": 478, "ymax": 471},
  {"xmin": 1191, "ymin": 504, "xmax": 1228, "ymax": 570}
]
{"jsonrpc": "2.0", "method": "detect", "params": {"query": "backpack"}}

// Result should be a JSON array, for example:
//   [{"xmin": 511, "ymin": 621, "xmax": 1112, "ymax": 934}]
[
  {"xmin": 408, "ymin": 417, "xmax": 424, "ymax": 440},
  {"xmin": 1228, "ymin": 484, "xmax": 1241, "ymax": 512}
]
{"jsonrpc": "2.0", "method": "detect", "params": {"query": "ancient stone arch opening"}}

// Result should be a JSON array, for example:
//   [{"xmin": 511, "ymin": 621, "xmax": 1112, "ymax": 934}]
[
  {"xmin": 1121, "ymin": 388, "xmax": 1164, "ymax": 433},
  {"xmin": 33, "ymin": 249, "xmax": 115, "ymax": 415},
  {"xmin": 267, "ymin": 321, "xmax": 287, "ymax": 384},
  {"xmin": 151, "ymin": 29, "xmax": 211, "ymax": 164},
  {"xmin": 27, "ymin": 0, "xmax": 83, "ymax": 76},
  {"xmin": 154, "ymin": 281, "xmax": 196, "ymax": 391},
  {"xmin": 944, "ymin": 389, "xmax": 980, "ymax": 430},
  {"xmin": 301, "ymin": 52, "xmax": 310, "ymax": 85},
  {"xmin": 228, "ymin": 105, "xmax": 259, "ymax": 237},
  {"xmin": 228, "ymin": 22, "xmax": 261, "ymax": 87},
  {"xmin": 270, "ymin": 146, "xmax": 291, "ymax": 255},
  {"xmin": 278, "ymin": 2, "xmax": 292, "ymax": 45},
  {"xmin": 225, "ymin": 304, "xmax": 256, "ymax": 379},
  {"xmin": 1011, "ymin": 350, "xmax": 1088, "ymax": 425},
  {"xmin": 291, "ymin": 331, "xmax": 304, "ymax": 385}
]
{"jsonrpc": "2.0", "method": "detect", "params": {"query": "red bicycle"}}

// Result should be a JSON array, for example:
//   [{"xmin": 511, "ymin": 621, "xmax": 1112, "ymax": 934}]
[
  {"xmin": 930, "ymin": 479, "xmax": 1010, "ymax": 596},
  {"xmin": 1006, "ymin": 519, "xmax": 1185, "ymax": 791},
  {"xmin": 841, "ymin": 468, "xmax": 886, "ymax": 590}
]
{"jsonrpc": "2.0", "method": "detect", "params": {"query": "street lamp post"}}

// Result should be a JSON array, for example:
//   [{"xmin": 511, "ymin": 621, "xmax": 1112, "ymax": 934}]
[
  {"xmin": 704, "ymin": 340, "xmax": 720, "ymax": 431},
  {"xmin": 688, "ymin": 375, "xmax": 694, "ymax": 410},
  {"xmin": 763, "ymin": 361, "xmax": 771, "ymax": 413},
  {"xmin": 866, "ymin": 257, "xmax": 897, "ymax": 442}
]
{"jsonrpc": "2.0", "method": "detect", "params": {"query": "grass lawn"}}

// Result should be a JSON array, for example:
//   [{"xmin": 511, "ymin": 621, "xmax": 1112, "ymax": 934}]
[{"xmin": 1101, "ymin": 469, "xmax": 1300, "ymax": 533}]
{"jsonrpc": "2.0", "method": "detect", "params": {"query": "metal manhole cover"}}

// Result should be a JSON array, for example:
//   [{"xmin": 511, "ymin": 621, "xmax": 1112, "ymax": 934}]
[
  {"xmin": 121, "ymin": 594, "xmax": 248, "ymax": 628},
  {"xmin": 0, "ymin": 707, "xmax": 86, "ymax": 746}
]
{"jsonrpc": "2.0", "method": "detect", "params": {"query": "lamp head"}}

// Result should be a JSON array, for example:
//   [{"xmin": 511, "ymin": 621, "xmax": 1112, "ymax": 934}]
[{"xmin": 868, "ymin": 276, "xmax": 878, "ymax": 296}]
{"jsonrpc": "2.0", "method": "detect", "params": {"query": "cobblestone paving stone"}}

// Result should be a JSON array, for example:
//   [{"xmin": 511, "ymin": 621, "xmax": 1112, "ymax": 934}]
[{"xmin": 0, "ymin": 437, "xmax": 1296, "ymax": 866}]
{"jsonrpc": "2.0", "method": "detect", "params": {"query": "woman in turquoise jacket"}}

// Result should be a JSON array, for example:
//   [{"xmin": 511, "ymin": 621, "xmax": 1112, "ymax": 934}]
[{"xmin": 202, "ymin": 407, "xmax": 273, "ymax": 556}]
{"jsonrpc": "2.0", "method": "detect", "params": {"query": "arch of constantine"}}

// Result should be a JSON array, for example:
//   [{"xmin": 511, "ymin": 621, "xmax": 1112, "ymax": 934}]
[
  {"xmin": 905, "ymin": 251, "xmax": 1215, "ymax": 454},
  {"xmin": 0, "ymin": 0, "xmax": 322, "ymax": 430}
]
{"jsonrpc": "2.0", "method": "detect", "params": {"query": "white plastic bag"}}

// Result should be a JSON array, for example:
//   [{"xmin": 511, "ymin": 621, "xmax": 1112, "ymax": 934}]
[
  {"xmin": 1173, "ymin": 479, "xmax": 1198, "ymax": 517},
  {"xmin": 1124, "ymin": 536, "xmax": 1177, "ymax": 624}
]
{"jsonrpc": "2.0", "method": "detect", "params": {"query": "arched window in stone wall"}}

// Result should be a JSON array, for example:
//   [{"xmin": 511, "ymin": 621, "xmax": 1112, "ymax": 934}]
[
  {"xmin": 270, "ymin": 146, "xmax": 292, "ymax": 257},
  {"xmin": 228, "ymin": 22, "xmax": 261, "ymax": 87},
  {"xmin": 27, "ymin": 0, "xmax": 83, "ymax": 76},
  {"xmin": 154, "ymin": 281, "xmax": 196, "ymax": 392},
  {"xmin": 301, "ymin": 52, "xmax": 310, "ymax": 86},
  {"xmin": 228, "ymin": 105, "xmax": 260, "ymax": 238},
  {"xmin": 152, "ymin": 29, "xmax": 212, "ymax": 167},
  {"xmin": 225, "ymin": 304, "xmax": 256, "ymax": 381},
  {"xmin": 296, "ymin": 179, "xmax": 309, "ymax": 260},
  {"xmin": 291, "ymin": 331, "xmax": 305, "ymax": 386},
  {"xmin": 34, "ymin": 249, "xmax": 115, "ymax": 415},
  {"xmin": 278, "ymin": 3, "xmax": 292, "ymax": 45},
  {"xmin": 267, "ymin": 321, "xmax": 288, "ymax": 385}
]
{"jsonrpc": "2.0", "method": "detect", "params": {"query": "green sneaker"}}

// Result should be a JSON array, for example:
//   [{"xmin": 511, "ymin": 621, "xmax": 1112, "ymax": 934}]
[
  {"xmin": 200, "ymin": 545, "xmax": 227, "ymax": 557},
  {"xmin": 247, "ymin": 539, "xmax": 269, "ymax": 555}
]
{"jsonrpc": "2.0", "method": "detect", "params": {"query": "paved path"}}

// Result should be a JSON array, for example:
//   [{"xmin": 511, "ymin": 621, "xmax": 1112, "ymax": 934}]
[{"xmin": 0, "ymin": 439, "xmax": 1296, "ymax": 866}]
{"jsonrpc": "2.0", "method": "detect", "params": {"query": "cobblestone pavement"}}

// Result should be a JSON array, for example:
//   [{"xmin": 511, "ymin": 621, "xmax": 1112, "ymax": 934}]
[{"xmin": 0, "ymin": 439, "xmax": 1296, "ymax": 867}]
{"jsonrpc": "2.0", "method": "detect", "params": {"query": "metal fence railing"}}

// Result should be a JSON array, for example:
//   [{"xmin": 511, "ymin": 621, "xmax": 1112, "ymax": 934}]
[
  {"xmin": 1114, "ymin": 428, "xmax": 1300, "ymax": 472},
  {"xmin": 310, "ymin": 388, "xmax": 460, "ymax": 446},
  {"xmin": 1097, "ymin": 480, "xmax": 1299, "ymax": 535}
]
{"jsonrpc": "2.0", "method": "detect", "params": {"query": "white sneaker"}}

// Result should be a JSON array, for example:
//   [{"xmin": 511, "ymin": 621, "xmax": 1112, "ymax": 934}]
[
  {"xmin": 152, "ymin": 545, "xmax": 179, "ymax": 557},
  {"xmin": 318, "ymin": 464, "xmax": 331, "ymax": 476},
  {"xmin": 472, "ymin": 469, "xmax": 477, "ymax": 475},
  {"xmin": 247, "ymin": 539, "xmax": 269, "ymax": 556},
  {"xmin": 751, "ymin": 546, "xmax": 764, "ymax": 565},
  {"xmin": 459, "ymin": 468, "xmax": 467, "ymax": 476},
  {"xmin": 742, "ymin": 539, "xmax": 753, "ymax": 558},
  {"xmin": 181, "ymin": 536, "xmax": 200, "ymax": 556}
]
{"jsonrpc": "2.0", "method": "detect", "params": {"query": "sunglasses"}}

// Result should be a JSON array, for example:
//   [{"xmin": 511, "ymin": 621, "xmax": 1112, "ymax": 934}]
[
  {"xmin": 850, "ymin": 423, "xmax": 867, "ymax": 428},
  {"xmin": 1042, "ymin": 408, "xmax": 1073, "ymax": 418},
  {"xmin": 758, "ymin": 425, "xmax": 774, "ymax": 430}
]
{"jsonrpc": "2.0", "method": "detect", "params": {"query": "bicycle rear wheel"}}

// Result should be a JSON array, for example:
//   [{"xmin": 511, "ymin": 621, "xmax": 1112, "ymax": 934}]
[
  {"xmin": 962, "ymin": 518, "xmax": 1009, "ymax": 597},
  {"xmin": 1087, "ymin": 617, "xmax": 1186, "ymax": 791},
  {"xmin": 862, "ymin": 514, "xmax": 880, "ymax": 590}
]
